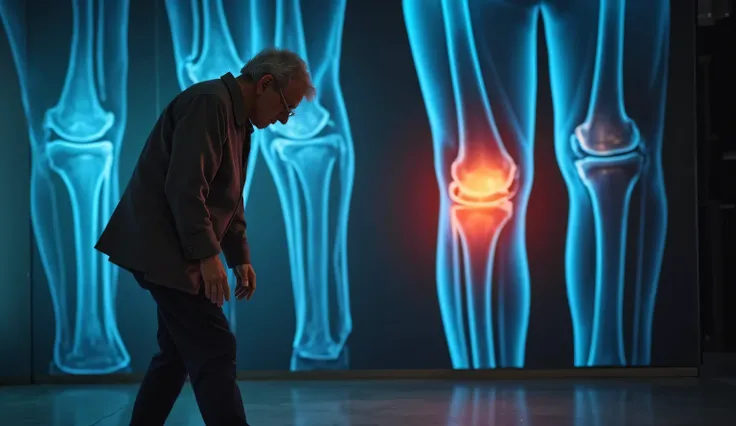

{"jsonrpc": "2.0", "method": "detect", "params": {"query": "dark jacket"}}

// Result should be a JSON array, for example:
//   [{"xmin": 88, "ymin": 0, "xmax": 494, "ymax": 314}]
[{"xmin": 96, "ymin": 73, "xmax": 253, "ymax": 294}]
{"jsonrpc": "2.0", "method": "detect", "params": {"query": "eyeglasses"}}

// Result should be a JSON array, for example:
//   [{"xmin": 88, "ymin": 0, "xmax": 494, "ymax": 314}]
[{"xmin": 278, "ymin": 88, "xmax": 296, "ymax": 117}]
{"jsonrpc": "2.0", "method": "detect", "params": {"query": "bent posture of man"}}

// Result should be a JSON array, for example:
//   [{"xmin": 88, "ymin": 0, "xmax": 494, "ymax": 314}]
[{"xmin": 95, "ymin": 48, "xmax": 315, "ymax": 426}]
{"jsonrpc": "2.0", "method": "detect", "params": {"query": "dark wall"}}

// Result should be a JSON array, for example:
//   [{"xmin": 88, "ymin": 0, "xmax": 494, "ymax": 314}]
[
  {"xmin": 0, "ymin": 2, "xmax": 32, "ymax": 382},
  {"xmin": 0, "ymin": 0, "xmax": 698, "ymax": 379}
]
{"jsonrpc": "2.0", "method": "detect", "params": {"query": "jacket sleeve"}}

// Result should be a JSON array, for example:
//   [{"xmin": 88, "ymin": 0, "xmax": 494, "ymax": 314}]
[
  {"xmin": 164, "ymin": 95, "xmax": 226, "ymax": 260},
  {"xmin": 221, "ymin": 201, "xmax": 251, "ymax": 268}
]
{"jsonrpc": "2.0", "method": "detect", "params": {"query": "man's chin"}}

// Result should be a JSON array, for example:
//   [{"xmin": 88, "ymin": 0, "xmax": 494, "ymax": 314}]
[{"xmin": 253, "ymin": 121, "xmax": 269, "ymax": 129}]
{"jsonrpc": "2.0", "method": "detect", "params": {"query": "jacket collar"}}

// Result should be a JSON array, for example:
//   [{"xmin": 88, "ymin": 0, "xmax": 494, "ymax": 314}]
[{"xmin": 221, "ymin": 72, "xmax": 254, "ymax": 134}]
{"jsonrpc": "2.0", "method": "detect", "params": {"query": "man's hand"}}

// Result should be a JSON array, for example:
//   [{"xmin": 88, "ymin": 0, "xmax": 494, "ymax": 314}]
[
  {"xmin": 201, "ymin": 255, "xmax": 230, "ymax": 307},
  {"xmin": 234, "ymin": 264, "xmax": 256, "ymax": 301}
]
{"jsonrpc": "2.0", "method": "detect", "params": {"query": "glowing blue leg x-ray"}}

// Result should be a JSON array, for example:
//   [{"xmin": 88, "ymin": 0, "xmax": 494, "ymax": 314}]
[
  {"xmin": 544, "ymin": 0, "xmax": 669, "ymax": 366},
  {"xmin": 403, "ymin": 0, "xmax": 534, "ymax": 369},
  {"xmin": 166, "ymin": 0, "xmax": 354, "ymax": 370},
  {"xmin": 263, "ymin": 0, "xmax": 354, "ymax": 370},
  {"xmin": 0, "ymin": 0, "xmax": 130, "ymax": 374},
  {"xmin": 165, "ymin": 0, "xmax": 266, "ymax": 331},
  {"xmin": 405, "ymin": 0, "xmax": 669, "ymax": 368}
]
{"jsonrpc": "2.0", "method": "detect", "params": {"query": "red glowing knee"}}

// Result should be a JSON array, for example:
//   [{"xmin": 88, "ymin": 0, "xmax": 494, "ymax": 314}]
[{"xmin": 449, "ymin": 158, "xmax": 518, "ymax": 207}]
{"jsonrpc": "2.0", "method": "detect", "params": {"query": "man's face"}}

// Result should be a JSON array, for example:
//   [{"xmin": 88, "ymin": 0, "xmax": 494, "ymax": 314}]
[{"xmin": 251, "ymin": 75, "xmax": 303, "ymax": 129}]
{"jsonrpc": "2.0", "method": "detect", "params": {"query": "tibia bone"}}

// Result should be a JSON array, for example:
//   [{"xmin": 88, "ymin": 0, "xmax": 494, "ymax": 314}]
[
  {"xmin": 631, "ymin": 169, "xmax": 668, "ymax": 366},
  {"xmin": 441, "ymin": 0, "xmax": 516, "ymax": 197},
  {"xmin": 184, "ymin": 0, "xmax": 243, "ymax": 85},
  {"xmin": 47, "ymin": 140, "xmax": 129, "ymax": 372},
  {"xmin": 575, "ymin": 151, "xmax": 643, "ymax": 366},
  {"xmin": 273, "ymin": 134, "xmax": 348, "ymax": 360},
  {"xmin": 451, "ymin": 200, "xmax": 513, "ymax": 369},
  {"xmin": 44, "ymin": 0, "xmax": 115, "ymax": 142},
  {"xmin": 271, "ymin": 0, "xmax": 330, "ymax": 140},
  {"xmin": 574, "ymin": 0, "xmax": 638, "ymax": 156}
]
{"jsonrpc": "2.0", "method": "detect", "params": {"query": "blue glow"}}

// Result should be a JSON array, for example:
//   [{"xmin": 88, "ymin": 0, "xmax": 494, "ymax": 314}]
[
  {"xmin": 263, "ymin": 0, "xmax": 354, "ymax": 364},
  {"xmin": 165, "ymin": 0, "xmax": 355, "ymax": 366},
  {"xmin": 576, "ymin": 152, "xmax": 642, "ymax": 366},
  {"xmin": 403, "ymin": 0, "xmax": 535, "ymax": 369},
  {"xmin": 544, "ymin": 0, "xmax": 669, "ymax": 366},
  {"xmin": 1, "ymin": 0, "xmax": 131, "ymax": 374},
  {"xmin": 406, "ymin": 0, "xmax": 669, "ymax": 368}
]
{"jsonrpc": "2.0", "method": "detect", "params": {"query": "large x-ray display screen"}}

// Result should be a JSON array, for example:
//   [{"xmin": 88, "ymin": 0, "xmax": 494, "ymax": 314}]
[{"xmin": 0, "ymin": 0, "xmax": 698, "ymax": 375}]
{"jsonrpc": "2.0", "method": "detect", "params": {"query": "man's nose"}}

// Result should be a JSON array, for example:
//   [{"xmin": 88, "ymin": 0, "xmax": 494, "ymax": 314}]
[{"xmin": 278, "ymin": 115, "xmax": 289, "ymax": 125}]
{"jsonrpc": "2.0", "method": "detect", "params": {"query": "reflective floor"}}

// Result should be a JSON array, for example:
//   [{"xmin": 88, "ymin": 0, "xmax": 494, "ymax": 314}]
[{"xmin": 1, "ymin": 378, "xmax": 735, "ymax": 425}]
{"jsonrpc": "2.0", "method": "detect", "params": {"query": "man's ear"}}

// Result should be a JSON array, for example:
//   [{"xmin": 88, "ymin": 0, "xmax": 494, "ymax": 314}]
[{"xmin": 255, "ymin": 74, "xmax": 273, "ymax": 95}]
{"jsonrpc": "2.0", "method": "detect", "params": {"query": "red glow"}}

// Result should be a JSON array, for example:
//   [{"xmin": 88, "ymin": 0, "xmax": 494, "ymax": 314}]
[
  {"xmin": 448, "ymin": 164, "xmax": 517, "ymax": 208},
  {"xmin": 454, "ymin": 166, "xmax": 509, "ymax": 196},
  {"xmin": 451, "ymin": 201, "xmax": 513, "ymax": 249},
  {"xmin": 449, "ymin": 154, "xmax": 517, "ymax": 207}
]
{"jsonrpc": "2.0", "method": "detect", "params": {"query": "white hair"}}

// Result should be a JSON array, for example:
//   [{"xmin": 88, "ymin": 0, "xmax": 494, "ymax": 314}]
[{"xmin": 241, "ymin": 48, "xmax": 316, "ymax": 101}]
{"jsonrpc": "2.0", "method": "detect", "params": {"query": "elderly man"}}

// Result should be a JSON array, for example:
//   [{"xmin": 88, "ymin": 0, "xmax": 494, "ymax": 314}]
[{"xmin": 96, "ymin": 48, "xmax": 315, "ymax": 426}]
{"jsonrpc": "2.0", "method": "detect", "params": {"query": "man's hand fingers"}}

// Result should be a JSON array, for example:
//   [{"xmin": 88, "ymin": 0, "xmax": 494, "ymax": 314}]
[
  {"xmin": 232, "ymin": 265, "xmax": 256, "ymax": 302},
  {"xmin": 232, "ymin": 271, "xmax": 243, "ymax": 300},
  {"xmin": 236, "ymin": 285, "xmax": 246, "ymax": 300},
  {"xmin": 223, "ymin": 277, "xmax": 231, "ymax": 304},
  {"xmin": 211, "ymin": 275, "xmax": 226, "ymax": 307},
  {"xmin": 199, "ymin": 256, "xmax": 231, "ymax": 307},
  {"xmin": 247, "ymin": 268, "xmax": 256, "ymax": 301},
  {"xmin": 206, "ymin": 279, "xmax": 217, "ymax": 305},
  {"xmin": 245, "ymin": 284, "xmax": 253, "ymax": 301},
  {"xmin": 236, "ymin": 281, "xmax": 251, "ymax": 301},
  {"xmin": 212, "ymin": 278, "xmax": 221, "ymax": 306},
  {"xmin": 248, "ymin": 268, "xmax": 256, "ymax": 286}
]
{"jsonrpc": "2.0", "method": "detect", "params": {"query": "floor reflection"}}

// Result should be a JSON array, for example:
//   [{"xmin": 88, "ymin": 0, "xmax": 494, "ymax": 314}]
[
  {"xmin": 50, "ymin": 387, "xmax": 131, "ymax": 425},
  {"xmin": 572, "ymin": 384, "xmax": 656, "ymax": 426},
  {"xmin": 0, "ymin": 378, "xmax": 733, "ymax": 425},
  {"xmin": 291, "ymin": 385, "xmax": 352, "ymax": 426},
  {"xmin": 447, "ymin": 385, "xmax": 530, "ymax": 425},
  {"xmin": 444, "ymin": 381, "xmax": 689, "ymax": 426}
]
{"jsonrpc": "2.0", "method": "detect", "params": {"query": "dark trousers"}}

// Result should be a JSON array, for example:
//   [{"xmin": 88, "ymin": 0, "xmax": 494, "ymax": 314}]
[{"xmin": 130, "ymin": 273, "xmax": 248, "ymax": 426}]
